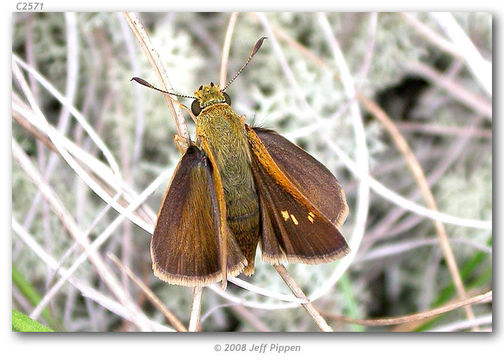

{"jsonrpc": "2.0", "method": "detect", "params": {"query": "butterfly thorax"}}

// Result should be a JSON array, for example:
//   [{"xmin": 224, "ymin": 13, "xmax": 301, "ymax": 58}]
[{"xmin": 194, "ymin": 85, "xmax": 260, "ymax": 274}]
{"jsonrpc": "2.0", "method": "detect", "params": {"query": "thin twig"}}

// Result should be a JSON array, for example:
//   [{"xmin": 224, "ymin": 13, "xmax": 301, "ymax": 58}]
[
  {"xmin": 401, "ymin": 12, "xmax": 463, "ymax": 60},
  {"xmin": 12, "ymin": 106, "xmax": 58, "ymax": 153},
  {"xmin": 274, "ymin": 265, "xmax": 333, "ymax": 332},
  {"xmin": 322, "ymin": 290, "xmax": 491, "ymax": 327},
  {"xmin": 123, "ymin": 12, "xmax": 189, "ymax": 141},
  {"xmin": 108, "ymin": 253, "xmax": 188, "ymax": 332},
  {"xmin": 356, "ymin": 13, "xmax": 378, "ymax": 88},
  {"xmin": 189, "ymin": 286, "xmax": 203, "ymax": 332},
  {"xmin": 430, "ymin": 12, "xmax": 492, "ymax": 96},
  {"xmin": 22, "ymin": 13, "xmax": 81, "ymax": 232},
  {"xmin": 230, "ymin": 305, "xmax": 271, "ymax": 332},
  {"xmin": 118, "ymin": 14, "xmax": 145, "ymax": 167},
  {"xmin": 409, "ymin": 60, "xmax": 492, "ymax": 118},
  {"xmin": 219, "ymin": 12, "xmax": 239, "ymax": 88},
  {"xmin": 355, "ymin": 237, "xmax": 491, "ymax": 264},
  {"xmin": 394, "ymin": 121, "xmax": 492, "ymax": 138},
  {"xmin": 430, "ymin": 314, "xmax": 492, "ymax": 332}
]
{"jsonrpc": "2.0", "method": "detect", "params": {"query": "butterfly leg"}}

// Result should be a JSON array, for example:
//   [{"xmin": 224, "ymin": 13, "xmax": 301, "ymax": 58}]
[{"xmin": 173, "ymin": 134, "xmax": 191, "ymax": 154}]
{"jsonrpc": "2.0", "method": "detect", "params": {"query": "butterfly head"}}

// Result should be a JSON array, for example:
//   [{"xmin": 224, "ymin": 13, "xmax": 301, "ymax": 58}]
[{"xmin": 192, "ymin": 82, "xmax": 231, "ymax": 116}]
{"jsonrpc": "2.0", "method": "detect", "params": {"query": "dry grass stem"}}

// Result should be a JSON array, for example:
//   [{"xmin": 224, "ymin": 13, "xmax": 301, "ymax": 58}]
[
  {"xmin": 430, "ymin": 12, "xmax": 492, "ymax": 96},
  {"xmin": 229, "ymin": 305, "xmax": 271, "ymax": 332},
  {"xmin": 123, "ymin": 12, "xmax": 189, "ymax": 142},
  {"xmin": 430, "ymin": 314, "xmax": 492, "ymax": 332},
  {"xmin": 189, "ymin": 286, "xmax": 203, "ymax": 332},
  {"xmin": 401, "ymin": 12, "xmax": 463, "ymax": 60},
  {"xmin": 12, "ymin": 106, "xmax": 58, "ymax": 154},
  {"xmin": 322, "ymin": 290, "xmax": 491, "ymax": 327},
  {"xmin": 108, "ymin": 254, "xmax": 188, "ymax": 332},
  {"xmin": 274, "ymin": 265, "xmax": 333, "ymax": 332},
  {"xmin": 395, "ymin": 121, "xmax": 492, "ymax": 138},
  {"xmin": 409, "ymin": 61, "xmax": 492, "ymax": 118},
  {"xmin": 219, "ymin": 12, "xmax": 239, "ymax": 88}
]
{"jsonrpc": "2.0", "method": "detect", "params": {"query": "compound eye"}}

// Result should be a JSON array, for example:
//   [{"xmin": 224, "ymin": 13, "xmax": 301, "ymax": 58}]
[
  {"xmin": 191, "ymin": 100, "xmax": 201, "ymax": 116},
  {"xmin": 223, "ymin": 92, "xmax": 231, "ymax": 106}
]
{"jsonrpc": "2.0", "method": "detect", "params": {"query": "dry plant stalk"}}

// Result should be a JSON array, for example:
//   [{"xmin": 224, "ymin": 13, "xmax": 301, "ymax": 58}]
[
  {"xmin": 322, "ymin": 290, "xmax": 491, "ymax": 327},
  {"xmin": 108, "ymin": 253, "xmax": 188, "ymax": 332},
  {"xmin": 12, "ymin": 105, "xmax": 58, "ymax": 154},
  {"xmin": 123, "ymin": 12, "xmax": 189, "ymax": 143},
  {"xmin": 409, "ymin": 61, "xmax": 492, "ymax": 118},
  {"xmin": 219, "ymin": 12, "xmax": 239, "ymax": 88},
  {"xmin": 189, "ymin": 286, "xmax": 203, "ymax": 332},
  {"xmin": 275, "ymin": 265, "xmax": 333, "ymax": 332}
]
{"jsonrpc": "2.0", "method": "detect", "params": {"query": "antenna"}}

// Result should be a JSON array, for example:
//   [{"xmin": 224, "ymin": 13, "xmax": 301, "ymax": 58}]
[
  {"xmin": 130, "ymin": 77, "xmax": 196, "ymax": 99},
  {"xmin": 222, "ymin": 37, "xmax": 267, "ymax": 91}
]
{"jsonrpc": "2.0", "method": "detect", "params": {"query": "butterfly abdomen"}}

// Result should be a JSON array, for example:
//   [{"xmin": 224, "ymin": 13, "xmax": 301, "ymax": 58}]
[{"xmin": 226, "ymin": 189, "xmax": 260, "ymax": 275}]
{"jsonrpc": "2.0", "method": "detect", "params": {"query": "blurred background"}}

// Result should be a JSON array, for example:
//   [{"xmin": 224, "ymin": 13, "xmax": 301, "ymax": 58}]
[{"xmin": 12, "ymin": 12, "xmax": 492, "ymax": 332}]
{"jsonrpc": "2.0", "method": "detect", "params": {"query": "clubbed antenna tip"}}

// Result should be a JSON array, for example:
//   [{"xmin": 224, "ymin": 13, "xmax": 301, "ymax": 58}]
[
  {"xmin": 131, "ymin": 77, "xmax": 196, "ymax": 99},
  {"xmin": 222, "ymin": 37, "xmax": 267, "ymax": 91}
]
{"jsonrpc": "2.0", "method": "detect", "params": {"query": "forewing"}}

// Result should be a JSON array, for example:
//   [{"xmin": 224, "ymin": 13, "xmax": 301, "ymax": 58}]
[
  {"xmin": 150, "ymin": 146, "xmax": 246, "ymax": 286},
  {"xmin": 253, "ymin": 127, "xmax": 348, "ymax": 228},
  {"xmin": 246, "ymin": 126, "xmax": 349, "ymax": 264}
]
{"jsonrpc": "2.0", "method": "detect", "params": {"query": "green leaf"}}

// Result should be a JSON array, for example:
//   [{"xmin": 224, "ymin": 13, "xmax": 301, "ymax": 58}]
[
  {"xmin": 414, "ymin": 237, "xmax": 492, "ymax": 331},
  {"xmin": 12, "ymin": 309, "xmax": 54, "ymax": 332},
  {"xmin": 12, "ymin": 265, "xmax": 62, "ymax": 330},
  {"xmin": 338, "ymin": 273, "xmax": 365, "ymax": 332}
]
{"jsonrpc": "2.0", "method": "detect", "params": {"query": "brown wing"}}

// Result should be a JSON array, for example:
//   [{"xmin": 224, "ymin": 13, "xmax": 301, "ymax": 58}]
[
  {"xmin": 246, "ymin": 126, "xmax": 349, "ymax": 265},
  {"xmin": 150, "ymin": 146, "xmax": 246, "ymax": 286},
  {"xmin": 253, "ymin": 127, "xmax": 348, "ymax": 228}
]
